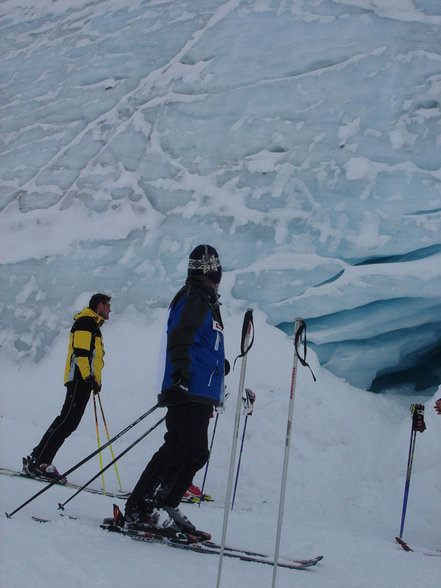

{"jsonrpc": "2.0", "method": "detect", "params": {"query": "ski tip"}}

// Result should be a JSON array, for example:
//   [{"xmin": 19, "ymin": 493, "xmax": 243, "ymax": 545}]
[
  {"xmin": 395, "ymin": 537, "xmax": 413, "ymax": 551},
  {"xmin": 112, "ymin": 503, "xmax": 125, "ymax": 526},
  {"xmin": 295, "ymin": 555, "xmax": 324, "ymax": 567},
  {"xmin": 32, "ymin": 516, "xmax": 50, "ymax": 523}
]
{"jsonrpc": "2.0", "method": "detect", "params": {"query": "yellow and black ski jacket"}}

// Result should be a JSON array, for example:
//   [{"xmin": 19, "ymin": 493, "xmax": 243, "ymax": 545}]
[{"xmin": 63, "ymin": 307, "xmax": 105, "ymax": 387}]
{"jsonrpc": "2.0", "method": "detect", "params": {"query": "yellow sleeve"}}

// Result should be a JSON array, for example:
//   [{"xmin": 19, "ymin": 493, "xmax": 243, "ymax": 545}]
[{"xmin": 73, "ymin": 330, "xmax": 92, "ymax": 351}]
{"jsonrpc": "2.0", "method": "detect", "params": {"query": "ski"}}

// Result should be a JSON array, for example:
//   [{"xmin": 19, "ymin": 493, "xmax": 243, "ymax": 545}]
[
  {"xmin": 167, "ymin": 541, "xmax": 322, "ymax": 569},
  {"xmin": 395, "ymin": 537, "xmax": 441, "ymax": 556},
  {"xmin": 0, "ymin": 466, "xmax": 213, "ymax": 503},
  {"xmin": 424, "ymin": 552, "xmax": 441, "ymax": 558},
  {"xmin": 104, "ymin": 522, "xmax": 322, "ymax": 569},
  {"xmin": 0, "ymin": 466, "xmax": 128, "ymax": 499},
  {"xmin": 29, "ymin": 504, "xmax": 323, "ymax": 570},
  {"xmin": 101, "ymin": 505, "xmax": 322, "ymax": 570},
  {"xmin": 32, "ymin": 516, "xmax": 51, "ymax": 523},
  {"xmin": 201, "ymin": 540, "xmax": 323, "ymax": 567},
  {"xmin": 396, "ymin": 536, "xmax": 413, "ymax": 551},
  {"xmin": 32, "ymin": 513, "xmax": 78, "ymax": 523}
]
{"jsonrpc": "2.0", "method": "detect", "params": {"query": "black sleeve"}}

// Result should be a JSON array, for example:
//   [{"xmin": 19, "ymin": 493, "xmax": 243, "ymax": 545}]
[{"xmin": 167, "ymin": 293, "xmax": 208, "ymax": 382}]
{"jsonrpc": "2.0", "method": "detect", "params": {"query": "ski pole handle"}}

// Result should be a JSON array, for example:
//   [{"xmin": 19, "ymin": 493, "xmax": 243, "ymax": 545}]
[
  {"xmin": 294, "ymin": 319, "xmax": 316, "ymax": 381},
  {"xmin": 232, "ymin": 309, "xmax": 254, "ymax": 369}
]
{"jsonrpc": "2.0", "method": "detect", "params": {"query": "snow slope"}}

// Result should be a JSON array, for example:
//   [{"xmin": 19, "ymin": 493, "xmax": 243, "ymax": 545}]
[{"xmin": 1, "ymin": 309, "xmax": 440, "ymax": 587}]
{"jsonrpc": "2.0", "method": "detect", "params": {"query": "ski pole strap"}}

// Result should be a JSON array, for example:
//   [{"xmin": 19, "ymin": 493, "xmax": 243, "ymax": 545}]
[
  {"xmin": 233, "ymin": 309, "xmax": 254, "ymax": 369},
  {"xmin": 242, "ymin": 388, "xmax": 256, "ymax": 415},
  {"xmin": 294, "ymin": 319, "xmax": 316, "ymax": 382}
]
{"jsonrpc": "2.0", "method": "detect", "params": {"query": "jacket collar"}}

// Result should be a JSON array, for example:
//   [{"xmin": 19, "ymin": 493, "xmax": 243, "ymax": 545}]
[
  {"xmin": 186, "ymin": 276, "xmax": 220, "ymax": 304},
  {"xmin": 74, "ymin": 306, "xmax": 105, "ymax": 326}
]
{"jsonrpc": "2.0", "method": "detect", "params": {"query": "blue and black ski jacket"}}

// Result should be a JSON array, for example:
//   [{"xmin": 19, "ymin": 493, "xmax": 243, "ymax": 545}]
[{"xmin": 159, "ymin": 277, "xmax": 225, "ymax": 407}]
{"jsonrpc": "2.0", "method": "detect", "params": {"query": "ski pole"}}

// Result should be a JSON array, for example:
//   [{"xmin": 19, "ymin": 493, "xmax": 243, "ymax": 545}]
[
  {"xmin": 231, "ymin": 416, "xmax": 248, "ymax": 510},
  {"xmin": 97, "ymin": 393, "xmax": 123, "ymax": 492},
  {"xmin": 198, "ymin": 391, "xmax": 230, "ymax": 507},
  {"xmin": 231, "ymin": 388, "xmax": 255, "ymax": 510},
  {"xmin": 58, "ymin": 415, "xmax": 166, "ymax": 510},
  {"xmin": 5, "ymin": 403, "xmax": 160, "ymax": 518},
  {"xmin": 198, "ymin": 410, "xmax": 219, "ymax": 508},
  {"xmin": 93, "ymin": 394, "xmax": 106, "ymax": 494},
  {"xmin": 272, "ymin": 318, "xmax": 314, "ymax": 588},
  {"xmin": 217, "ymin": 309, "xmax": 254, "ymax": 588},
  {"xmin": 398, "ymin": 404, "xmax": 424, "ymax": 539},
  {"xmin": 399, "ymin": 426, "xmax": 417, "ymax": 539}
]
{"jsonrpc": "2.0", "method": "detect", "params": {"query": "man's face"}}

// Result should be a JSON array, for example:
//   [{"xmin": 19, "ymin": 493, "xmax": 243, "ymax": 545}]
[{"xmin": 97, "ymin": 301, "xmax": 111, "ymax": 320}]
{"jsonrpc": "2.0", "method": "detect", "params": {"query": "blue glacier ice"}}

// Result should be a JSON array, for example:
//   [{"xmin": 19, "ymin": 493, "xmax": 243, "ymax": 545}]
[{"xmin": 0, "ymin": 0, "xmax": 440, "ymax": 395}]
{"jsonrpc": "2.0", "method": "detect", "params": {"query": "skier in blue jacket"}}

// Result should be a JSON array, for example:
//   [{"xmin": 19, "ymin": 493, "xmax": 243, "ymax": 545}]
[{"xmin": 124, "ymin": 244, "xmax": 227, "ymax": 538}]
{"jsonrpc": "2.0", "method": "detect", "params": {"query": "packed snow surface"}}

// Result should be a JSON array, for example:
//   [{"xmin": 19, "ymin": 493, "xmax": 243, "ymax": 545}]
[{"xmin": 1, "ymin": 309, "xmax": 440, "ymax": 587}]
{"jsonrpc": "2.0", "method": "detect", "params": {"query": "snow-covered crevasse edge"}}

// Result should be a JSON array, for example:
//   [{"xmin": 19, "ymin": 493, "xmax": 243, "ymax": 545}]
[{"xmin": 0, "ymin": 0, "xmax": 440, "ymax": 393}]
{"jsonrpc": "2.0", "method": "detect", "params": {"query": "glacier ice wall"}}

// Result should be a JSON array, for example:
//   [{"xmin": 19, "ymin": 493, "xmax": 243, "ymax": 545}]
[{"xmin": 1, "ymin": 0, "xmax": 440, "ymax": 394}]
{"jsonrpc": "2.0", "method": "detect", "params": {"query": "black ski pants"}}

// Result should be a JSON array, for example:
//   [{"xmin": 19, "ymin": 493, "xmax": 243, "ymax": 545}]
[
  {"xmin": 126, "ymin": 402, "xmax": 212, "ymax": 511},
  {"xmin": 32, "ymin": 379, "xmax": 91, "ymax": 466}
]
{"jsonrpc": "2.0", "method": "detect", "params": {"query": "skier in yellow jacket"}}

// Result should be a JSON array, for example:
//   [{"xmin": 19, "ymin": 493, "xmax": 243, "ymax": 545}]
[{"xmin": 22, "ymin": 293, "xmax": 111, "ymax": 482}]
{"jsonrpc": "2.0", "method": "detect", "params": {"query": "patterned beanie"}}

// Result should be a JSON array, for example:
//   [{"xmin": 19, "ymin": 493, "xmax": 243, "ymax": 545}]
[{"xmin": 188, "ymin": 244, "xmax": 222, "ymax": 284}]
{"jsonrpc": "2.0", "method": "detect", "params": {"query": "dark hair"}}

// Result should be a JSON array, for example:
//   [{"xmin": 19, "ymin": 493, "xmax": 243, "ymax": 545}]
[{"xmin": 88, "ymin": 293, "xmax": 111, "ymax": 311}]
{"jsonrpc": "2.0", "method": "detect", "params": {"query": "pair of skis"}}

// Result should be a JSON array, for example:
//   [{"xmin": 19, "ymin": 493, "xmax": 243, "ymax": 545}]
[
  {"xmin": 29, "ymin": 504, "xmax": 323, "ymax": 571},
  {"xmin": 0, "ymin": 467, "xmax": 212, "ymax": 504},
  {"xmin": 101, "ymin": 504, "xmax": 323, "ymax": 570}
]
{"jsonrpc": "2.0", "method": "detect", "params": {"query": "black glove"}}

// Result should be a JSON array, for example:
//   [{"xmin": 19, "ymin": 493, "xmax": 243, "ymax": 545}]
[
  {"xmin": 158, "ymin": 378, "xmax": 189, "ymax": 407},
  {"xmin": 84, "ymin": 375, "xmax": 101, "ymax": 395},
  {"xmin": 224, "ymin": 359, "xmax": 230, "ymax": 376}
]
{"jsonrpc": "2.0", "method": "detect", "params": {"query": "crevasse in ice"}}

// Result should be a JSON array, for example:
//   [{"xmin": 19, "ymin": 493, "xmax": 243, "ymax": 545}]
[{"xmin": 1, "ymin": 0, "xmax": 440, "ymax": 394}]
